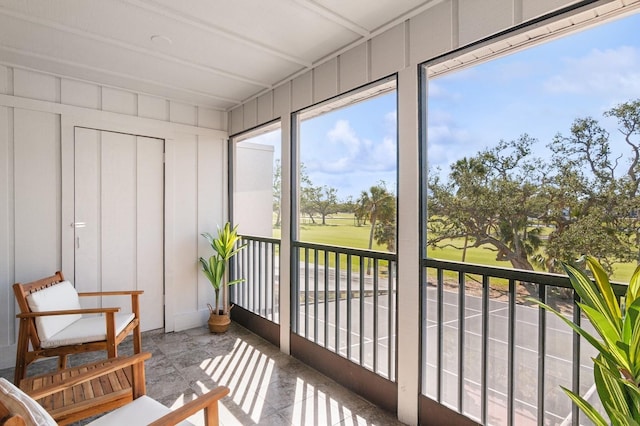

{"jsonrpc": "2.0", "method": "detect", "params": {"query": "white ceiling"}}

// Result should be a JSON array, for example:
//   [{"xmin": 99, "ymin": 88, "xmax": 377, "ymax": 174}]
[{"xmin": 0, "ymin": 0, "xmax": 435, "ymax": 111}]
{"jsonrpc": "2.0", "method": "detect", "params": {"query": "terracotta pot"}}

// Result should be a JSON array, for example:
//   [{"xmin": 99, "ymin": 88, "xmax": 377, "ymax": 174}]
[{"xmin": 207, "ymin": 303, "xmax": 231, "ymax": 333}]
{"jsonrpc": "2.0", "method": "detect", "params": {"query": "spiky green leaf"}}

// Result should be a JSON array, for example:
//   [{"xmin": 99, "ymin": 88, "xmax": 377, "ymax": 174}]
[
  {"xmin": 560, "ymin": 386, "xmax": 608, "ymax": 426},
  {"xmin": 627, "ymin": 265, "xmax": 640, "ymax": 311},
  {"xmin": 528, "ymin": 298, "xmax": 618, "ymax": 367},
  {"xmin": 564, "ymin": 262, "xmax": 621, "ymax": 331},
  {"xmin": 585, "ymin": 255, "xmax": 622, "ymax": 322},
  {"xmin": 593, "ymin": 356, "xmax": 632, "ymax": 421},
  {"xmin": 580, "ymin": 302, "xmax": 623, "ymax": 350},
  {"xmin": 624, "ymin": 298, "xmax": 640, "ymax": 379}
]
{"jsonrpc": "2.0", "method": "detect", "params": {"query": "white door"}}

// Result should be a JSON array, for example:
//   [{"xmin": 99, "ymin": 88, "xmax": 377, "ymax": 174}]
[{"xmin": 74, "ymin": 127, "xmax": 164, "ymax": 331}]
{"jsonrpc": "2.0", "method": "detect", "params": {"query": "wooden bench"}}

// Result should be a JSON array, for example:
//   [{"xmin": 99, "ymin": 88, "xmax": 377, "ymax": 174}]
[{"xmin": 0, "ymin": 353, "xmax": 229, "ymax": 426}]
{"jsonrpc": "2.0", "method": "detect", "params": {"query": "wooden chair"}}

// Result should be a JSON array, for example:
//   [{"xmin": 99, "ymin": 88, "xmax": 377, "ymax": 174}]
[
  {"xmin": 13, "ymin": 271, "xmax": 143, "ymax": 384},
  {"xmin": 0, "ymin": 352, "xmax": 230, "ymax": 426}
]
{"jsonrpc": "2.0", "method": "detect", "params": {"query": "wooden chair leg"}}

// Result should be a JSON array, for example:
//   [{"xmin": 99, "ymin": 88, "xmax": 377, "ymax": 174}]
[
  {"xmin": 106, "ymin": 312, "xmax": 116, "ymax": 358},
  {"xmin": 133, "ymin": 325, "xmax": 142, "ymax": 354},
  {"xmin": 131, "ymin": 357, "xmax": 146, "ymax": 399},
  {"xmin": 14, "ymin": 318, "xmax": 30, "ymax": 384},
  {"xmin": 131, "ymin": 294, "xmax": 142, "ymax": 354},
  {"xmin": 58, "ymin": 354, "xmax": 68, "ymax": 370},
  {"xmin": 204, "ymin": 405, "xmax": 220, "ymax": 426}
]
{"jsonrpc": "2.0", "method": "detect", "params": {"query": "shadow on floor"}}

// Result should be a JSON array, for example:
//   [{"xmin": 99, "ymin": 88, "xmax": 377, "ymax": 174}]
[{"xmin": 0, "ymin": 322, "xmax": 404, "ymax": 426}]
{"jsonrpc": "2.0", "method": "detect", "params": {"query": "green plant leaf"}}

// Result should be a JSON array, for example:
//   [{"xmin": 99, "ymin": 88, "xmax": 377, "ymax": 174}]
[
  {"xmin": 609, "ymin": 409, "xmax": 640, "ymax": 426},
  {"xmin": 593, "ymin": 356, "xmax": 632, "ymax": 421},
  {"xmin": 580, "ymin": 302, "xmax": 623, "ymax": 350},
  {"xmin": 228, "ymin": 278, "xmax": 245, "ymax": 286},
  {"xmin": 564, "ymin": 261, "xmax": 621, "ymax": 332},
  {"xmin": 199, "ymin": 223, "xmax": 247, "ymax": 311},
  {"xmin": 585, "ymin": 255, "xmax": 622, "ymax": 322},
  {"xmin": 624, "ymin": 299, "xmax": 640, "ymax": 380},
  {"xmin": 528, "ymin": 297, "xmax": 618, "ymax": 367},
  {"xmin": 627, "ymin": 264, "xmax": 640, "ymax": 312},
  {"xmin": 560, "ymin": 386, "xmax": 608, "ymax": 426},
  {"xmin": 615, "ymin": 373, "xmax": 640, "ymax": 420},
  {"xmin": 199, "ymin": 256, "xmax": 214, "ymax": 283}
]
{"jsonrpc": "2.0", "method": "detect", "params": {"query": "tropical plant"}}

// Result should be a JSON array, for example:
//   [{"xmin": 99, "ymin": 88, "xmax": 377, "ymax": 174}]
[
  {"xmin": 530, "ymin": 255, "xmax": 640, "ymax": 425},
  {"xmin": 356, "ymin": 182, "xmax": 396, "ymax": 274},
  {"xmin": 199, "ymin": 223, "xmax": 247, "ymax": 315}
]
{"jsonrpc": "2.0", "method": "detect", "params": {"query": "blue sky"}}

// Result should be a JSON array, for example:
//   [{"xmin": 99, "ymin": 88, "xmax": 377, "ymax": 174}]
[
  {"xmin": 246, "ymin": 10, "xmax": 640, "ymax": 200},
  {"xmin": 299, "ymin": 93, "xmax": 397, "ymax": 199},
  {"xmin": 428, "ymin": 11, "xmax": 640, "ymax": 174}
]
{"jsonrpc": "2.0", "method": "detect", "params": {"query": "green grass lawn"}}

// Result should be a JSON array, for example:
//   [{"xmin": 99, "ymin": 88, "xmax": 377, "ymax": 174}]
[{"xmin": 268, "ymin": 213, "xmax": 637, "ymax": 283}]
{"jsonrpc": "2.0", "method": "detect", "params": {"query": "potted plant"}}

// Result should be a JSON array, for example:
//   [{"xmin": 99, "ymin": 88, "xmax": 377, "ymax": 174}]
[
  {"xmin": 199, "ymin": 222, "xmax": 247, "ymax": 333},
  {"xmin": 530, "ymin": 255, "xmax": 640, "ymax": 425}
]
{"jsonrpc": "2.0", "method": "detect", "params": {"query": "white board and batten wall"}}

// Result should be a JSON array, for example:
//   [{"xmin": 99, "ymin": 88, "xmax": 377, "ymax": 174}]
[{"xmin": 0, "ymin": 65, "xmax": 230, "ymax": 369}]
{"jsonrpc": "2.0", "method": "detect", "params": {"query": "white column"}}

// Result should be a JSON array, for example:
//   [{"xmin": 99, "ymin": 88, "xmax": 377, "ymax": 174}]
[
  {"xmin": 279, "ymin": 115, "xmax": 292, "ymax": 354},
  {"xmin": 396, "ymin": 66, "xmax": 421, "ymax": 426}
]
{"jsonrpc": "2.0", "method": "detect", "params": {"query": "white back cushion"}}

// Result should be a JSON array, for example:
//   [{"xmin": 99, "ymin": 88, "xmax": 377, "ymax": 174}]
[
  {"xmin": 26, "ymin": 280, "xmax": 82, "ymax": 341},
  {"xmin": 0, "ymin": 378, "xmax": 57, "ymax": 426},
  {"xmin": 86, "ymin": 395, "xmax": 194, "ymax": 426}
]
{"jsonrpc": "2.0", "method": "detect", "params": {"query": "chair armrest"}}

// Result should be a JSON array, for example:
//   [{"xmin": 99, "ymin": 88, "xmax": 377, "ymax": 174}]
[
  {"xmin": 147, "ymin": 386, "xmax": 229, "ymax": 426},
  {"xmin": 23, "ymin": 352, "xmax": 152, "ymax": 400},
  {"xmin": 16, "ymin": 307, "xmax": 120, "ymax": 318},
  {"xmin": 78, "ymin": 290, "xmax": 144, "ymax": 297},
  {"xmin": 0, "ymin": 414, "xmax": 27, "ymax": 426}
]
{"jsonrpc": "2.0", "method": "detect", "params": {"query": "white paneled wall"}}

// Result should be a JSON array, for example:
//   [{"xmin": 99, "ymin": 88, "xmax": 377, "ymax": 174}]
[
  {"xmin": 102, "ymin": 86, "xmax": 137, "ymax": 115},
  {"xmin": 371, "ymin": 24, "xmax": 406, "ymax": 81},
  {"xmin": 291, "ymin": 71, "xmax": 312, "ymax": 113},
  {"xmin": 0, "ymin": 65, "xmax": 228, "ymax": 369},
  {"xmin": 0, "ymin": 106, "xmax": 11, "ymax": 351},
  {"xmin": 0, "ymin": 66, "xmax": 9, "ymax": 93},
  {"xmin": 409, "ymin": 1, "xmax": 454, "ymax": 64},
  {"xmin": 14, "ymin": 69, "xmax": 59, "ymax": 102},
  {"xmin": 257, "ymin": 91, "xmax": 273, "ymax": 125},
  {"xmin": 313, "ymin": 58, "xmax": 338, "ymax": 103},
  {"xmin": 61, "ymin": 79, "xmax": 100, "ymax": 109},
  {"xmin": 458, "ymin": 0, "xmax": 515, "ymax": 46},
  {"xmin": 13, "ymin": 109, "xmax": 61, "ymax": 278},
  {"xmin": 273, "ymin": 82, "xmax": 291, "ymax": 117},
  {"xmin": 167, "ymin": 135, "xmax": 199, "ymax": 329},
  {"xmin": 524, "ymin": 0, "xmax": 576, "ymax": 20},
  {"xmin": 242, "ymin": 98, "xmax": 258, "ymax": 130},
  {"xmin": 169, "ymin": 101, "xmax": 197, "ymax": 126},
  {"xmin": 139, "ymin": 95, "xmax": 169, "ymax": 121}
]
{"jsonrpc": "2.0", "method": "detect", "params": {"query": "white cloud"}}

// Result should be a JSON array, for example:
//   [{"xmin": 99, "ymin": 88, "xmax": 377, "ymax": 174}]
[
  {"xmin": 314, "ymin": 119, "xmax": 397, "ymax": 174},
  {"xmin": 428, "ymin": 81, "xmax": 463, "ymax": 101},
  {"xmin": 426, "ymin": 108, "xmax": 472, "ymax": 168},
  {"xmin": 543, "ymin": 46, "xmax": 640, "ymax": 97},
  {"xmin": 328, "ymin": 119, "xmax": 359, "ymax": 156}
]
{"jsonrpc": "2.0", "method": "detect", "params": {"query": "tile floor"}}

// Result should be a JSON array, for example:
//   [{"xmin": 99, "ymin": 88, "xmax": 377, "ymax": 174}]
[{"xmin": 0, "ymin": 323, "xmax": 405, "ymax": 426}]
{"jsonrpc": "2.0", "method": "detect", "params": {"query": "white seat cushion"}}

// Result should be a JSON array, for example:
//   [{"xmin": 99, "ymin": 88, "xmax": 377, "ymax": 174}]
[
  {"xmin": 26, "ymin": 280, "xmax": 82, "ymax": 341},
  {"xmin": 0, "ymin": 378, "xmax": 57, "ymax": 426},
  {"xmin": 40, "ymin": 312, "xmax": 135, "ymax": 348},
  {"xmin": 87, "ymin": 395, "xmax": 195, "ymax": 426}
]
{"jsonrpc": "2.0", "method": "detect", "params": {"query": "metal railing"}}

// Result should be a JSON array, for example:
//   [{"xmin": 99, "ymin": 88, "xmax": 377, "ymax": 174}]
[
  {"xmin": 231, "ymin": 235, "xmax": 280, "ymax": 323},
  {"xmin": 229, "ymin": 236, "xmax": 625, "ymax": 424},
  {"xmin": 422, "ymin": 258, "xmax": 627, "ymax": 426},
  {"xmin": 292, "ymin": 241, "xmax": 397, "ymax": 381}
]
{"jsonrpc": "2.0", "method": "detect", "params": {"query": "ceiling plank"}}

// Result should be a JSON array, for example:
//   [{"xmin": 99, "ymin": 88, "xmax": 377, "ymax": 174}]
[
  {"xmin": 0, "ymin": 6, "xmax": 272, "ymax": 89},
  {"xmin": 292, "ymin": 0, "xmax": 370, "ymax": 36},
  {"xmin": 125, "ymin": 0, "xmax": 313, "ymax": 68}
]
